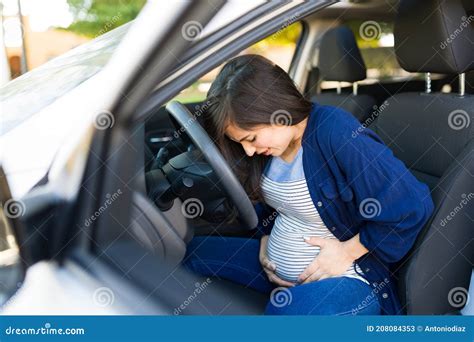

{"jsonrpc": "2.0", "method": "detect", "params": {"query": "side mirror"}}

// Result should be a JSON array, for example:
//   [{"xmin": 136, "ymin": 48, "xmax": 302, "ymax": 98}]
[{"xmin": 0, "ymin": 166, "xmax": 26, "ymax": 307}]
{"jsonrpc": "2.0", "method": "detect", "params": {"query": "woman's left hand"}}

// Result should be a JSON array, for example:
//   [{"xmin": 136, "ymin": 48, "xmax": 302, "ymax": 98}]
[{"xmin": 297, "ymin": 236, "xmax": 355, "ymax": 284}]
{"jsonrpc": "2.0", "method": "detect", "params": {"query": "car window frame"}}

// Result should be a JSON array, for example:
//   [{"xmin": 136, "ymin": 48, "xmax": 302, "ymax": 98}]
[{"xmin": 174, "ymin": 19, "xmax": 308, "ymax": 104}]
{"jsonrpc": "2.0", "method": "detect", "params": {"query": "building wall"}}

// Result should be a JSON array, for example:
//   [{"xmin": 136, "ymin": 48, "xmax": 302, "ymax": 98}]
[{"xmin": 5, "ymin": 16, "xmax": 90, "ymax": 77}]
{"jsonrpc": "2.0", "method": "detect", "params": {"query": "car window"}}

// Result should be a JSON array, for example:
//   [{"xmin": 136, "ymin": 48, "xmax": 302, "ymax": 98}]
[
  {"xmin": 0, "ymin": 24, "xmax": 130, "ymax": 136},
  {"xmin": 200, "ymin": 0, "xmax": 266, "ymax": 39},
  {"xmin": 345, "ymin": 20, "xmax": 413, "ymax": 81},
  {"xmin": 174, "ymin": 22, "xmax": 303, "ymax": 103}
]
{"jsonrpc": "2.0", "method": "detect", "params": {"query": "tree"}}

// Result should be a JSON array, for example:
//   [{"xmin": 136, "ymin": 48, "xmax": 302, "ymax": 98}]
[{"xmin": 65, "ymin": 0, "xmax": 146, "ymax": 37}]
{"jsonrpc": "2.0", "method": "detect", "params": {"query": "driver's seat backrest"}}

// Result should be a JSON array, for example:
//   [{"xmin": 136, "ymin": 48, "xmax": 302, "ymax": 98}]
[
  {"xmin": 375, "ymin": 0, "xmax": 474, "ymax": 314},
  {"xmin": 310, "ymin": 26, "xmax": 377, "ymax": 124}
]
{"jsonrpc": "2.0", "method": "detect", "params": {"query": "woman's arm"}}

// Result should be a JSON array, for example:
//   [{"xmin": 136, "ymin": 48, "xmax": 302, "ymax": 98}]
[
  {"xmin": 328, "ymin": 112, "xmax": 435, "ymax": 264},
  {"xmin": 298, "ymin": 112, "xmax": 434, "ymax": 284}
]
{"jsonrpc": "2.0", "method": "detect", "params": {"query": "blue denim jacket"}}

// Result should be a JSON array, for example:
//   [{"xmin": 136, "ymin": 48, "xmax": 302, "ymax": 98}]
[{"xmin": 256, "ymin": 102, "xmax": 435, "ymax": 315}]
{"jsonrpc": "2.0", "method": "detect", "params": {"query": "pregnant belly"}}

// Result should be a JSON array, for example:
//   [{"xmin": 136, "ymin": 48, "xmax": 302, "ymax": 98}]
[{"xmin": 266, "ymin": 229, "xmax": 322, "ymax": 283}]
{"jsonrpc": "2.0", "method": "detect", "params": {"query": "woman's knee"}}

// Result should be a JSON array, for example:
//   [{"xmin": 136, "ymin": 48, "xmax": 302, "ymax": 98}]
[
  {"xmin": 183, "ymin": 236, "xmax": 262, "ymax": 275},
  {"xmin": 182, "ymin": 236, "xmax": 273, "ymax": 293}
]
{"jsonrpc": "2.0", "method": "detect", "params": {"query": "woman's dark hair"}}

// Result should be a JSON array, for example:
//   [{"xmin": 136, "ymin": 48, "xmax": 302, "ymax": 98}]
[{"xmin": 204, "ymin": 54, "xmax": 312, "ymax": 203}]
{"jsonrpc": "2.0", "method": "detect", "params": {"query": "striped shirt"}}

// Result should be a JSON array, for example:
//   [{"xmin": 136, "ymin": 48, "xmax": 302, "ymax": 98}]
[{"xmin": 261, "ymin": 146, "xmax": 368, "ymax": 284}]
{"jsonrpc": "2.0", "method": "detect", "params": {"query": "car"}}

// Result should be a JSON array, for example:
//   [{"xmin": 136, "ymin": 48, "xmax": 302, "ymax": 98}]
[{"xmin": 0, "ymin": 0, "xmax": 473, "ymax": 316}]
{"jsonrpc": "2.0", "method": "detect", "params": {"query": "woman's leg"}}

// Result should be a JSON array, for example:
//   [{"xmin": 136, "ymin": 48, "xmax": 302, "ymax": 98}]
[
  {"xmin": 265, "ymin": 276, "xmax": 381, "ymax": 315},
  {"xmin": 183, "ymin": 236, "xmax": 275, "ymax": 294}
]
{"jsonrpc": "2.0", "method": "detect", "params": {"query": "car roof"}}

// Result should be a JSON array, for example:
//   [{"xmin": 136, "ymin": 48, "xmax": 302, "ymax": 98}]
[{"xmin": 308, "ymin": 0, "xmax": 473, "ymax": 22}]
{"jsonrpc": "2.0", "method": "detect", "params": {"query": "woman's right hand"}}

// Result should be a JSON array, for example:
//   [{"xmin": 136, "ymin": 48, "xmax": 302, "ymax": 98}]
[{"xmin": 259, "ymin": 235, "xmax": 295, "ymax": 287}]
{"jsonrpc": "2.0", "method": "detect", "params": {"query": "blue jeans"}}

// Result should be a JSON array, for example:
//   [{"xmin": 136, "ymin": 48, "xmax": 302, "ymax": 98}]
[{"xmin": 183, "ymin": 236, "xmax": 381, "ymax": 315}]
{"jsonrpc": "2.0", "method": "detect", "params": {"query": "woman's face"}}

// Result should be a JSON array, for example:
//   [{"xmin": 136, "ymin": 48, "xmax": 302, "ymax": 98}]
[{"xmin": 225, "ymin": 123, "xmax": 298, "ymax": 157}]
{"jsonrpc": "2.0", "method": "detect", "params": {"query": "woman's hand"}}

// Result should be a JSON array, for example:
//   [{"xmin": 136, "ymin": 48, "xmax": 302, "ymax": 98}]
[
  {"xmin": 259, "ymin": 235, "xmax": 294, "ymax": 287},
  {"xmin": 297, "ymin": 234, "xmax": 368, "ymax": 284}
]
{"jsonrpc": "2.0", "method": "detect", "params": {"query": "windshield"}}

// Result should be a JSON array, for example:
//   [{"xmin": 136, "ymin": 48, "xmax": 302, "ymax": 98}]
[
  {"xmin": 0, "ymin": 0, "xmax": 272, "ymax": 137},
  {"xmin": 0, "ymin": 23, "xmax": 130, "ymax": 136}
]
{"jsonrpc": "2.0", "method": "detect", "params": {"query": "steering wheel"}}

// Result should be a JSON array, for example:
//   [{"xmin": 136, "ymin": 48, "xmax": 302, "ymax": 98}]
[{"xmin": 165, "ymin": 101, "xmax": 258, "ymax": 230}]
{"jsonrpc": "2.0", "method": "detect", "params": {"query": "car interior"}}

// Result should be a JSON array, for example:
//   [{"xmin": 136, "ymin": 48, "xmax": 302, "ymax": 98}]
[{"xmin": 127, "ymin": 0, "xmax": 473, "ymax": 315}]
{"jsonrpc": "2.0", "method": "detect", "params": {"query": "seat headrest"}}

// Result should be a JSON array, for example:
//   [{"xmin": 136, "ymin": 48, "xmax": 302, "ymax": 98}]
[
  {"xmin": 395, "ymin": 0, "xmax": 474, "ymax": 74},
  {"xmin": 318, "ymin": 26, "xmax": 366, "ymax": 83}
]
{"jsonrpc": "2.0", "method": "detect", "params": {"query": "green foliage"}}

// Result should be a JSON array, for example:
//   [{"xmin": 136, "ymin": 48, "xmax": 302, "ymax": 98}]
[
  {"xmin": 65, "ymin": 0, "xmax": 146, "ymax": 37},
  {"xmin": 254, "ymin": 22, "xmax": 302, "ymax": 48}
]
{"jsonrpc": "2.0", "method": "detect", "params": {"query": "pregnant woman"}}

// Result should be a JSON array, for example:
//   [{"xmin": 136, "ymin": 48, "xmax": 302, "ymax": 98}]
[{"xmin": 183, "ymin": 55, "xmax": 434, "ymax": 315}]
